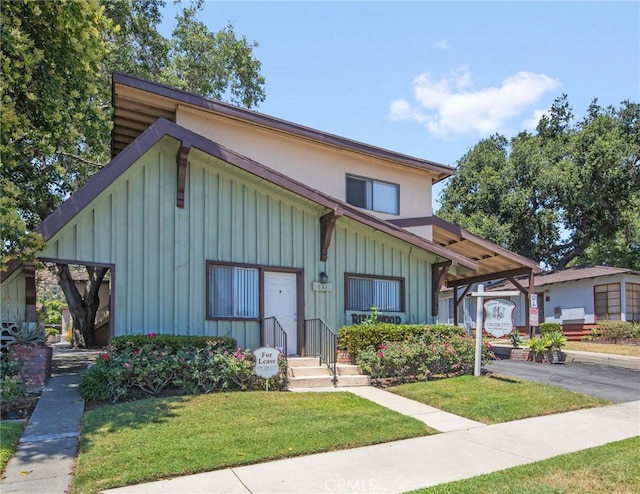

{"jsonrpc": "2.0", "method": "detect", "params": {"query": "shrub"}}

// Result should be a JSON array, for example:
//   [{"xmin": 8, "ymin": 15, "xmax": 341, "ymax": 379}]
[
  {"xmin": 528, "ymin": 336, "xmax": 551, "ymax": 355},
  {"xmin": 598, "ymin": 321, "xmax": 634, "ymax": 343},
  {"xmin": 355, "ymin": 332, "xmax": 493, "ymax": 384},
  {"xmin": 78, "ymin": 334, "xmax": 287, "ymax": 403},
  {"xmin": 338, "ymin": 323, "xmax": 465, "ymax": 357},
  {"xmin": 539, "ymin": 322, "xmax": 562, "ymax": 336},
  {"xmin": 0, "ymin": 354, "xmax": 26, "ymax": 405}
]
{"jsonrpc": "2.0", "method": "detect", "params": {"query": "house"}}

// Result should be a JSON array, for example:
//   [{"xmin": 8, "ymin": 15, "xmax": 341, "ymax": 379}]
[
  {"xmin": 1, "ymin": 73, "xmax": 540, "ymax": 355},
  {"xmin": 438, "ymin": 266, "xmax": 640, "ymax": 339}
]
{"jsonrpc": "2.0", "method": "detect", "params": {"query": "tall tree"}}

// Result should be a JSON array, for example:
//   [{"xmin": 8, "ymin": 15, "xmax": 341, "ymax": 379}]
[
  {"xmin": 2, "ymin": 0, "xmax": 266, "ymax": 346},
  {"xmin": 439, "ymin": 96, "xmax": 640, "ymax": 269}
]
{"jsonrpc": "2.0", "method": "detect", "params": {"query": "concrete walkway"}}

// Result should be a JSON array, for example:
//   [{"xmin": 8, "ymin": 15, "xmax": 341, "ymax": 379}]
[
  {"xmin": 2, "ymin": 348, "xmax": 639, "ymax": 494},
  {"xmin": 1, "ymin": 347, "xmax": 100, "ymax": 494}
]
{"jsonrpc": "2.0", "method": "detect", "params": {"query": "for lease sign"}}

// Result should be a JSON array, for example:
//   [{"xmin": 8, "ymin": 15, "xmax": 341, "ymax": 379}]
[
  {"xmin": 253, "ymin": 347, "xmax": 281, "ymax": 378},
  {"xmin": 483, "ymin": 299, "xmax": 515, "ymax": 338}
]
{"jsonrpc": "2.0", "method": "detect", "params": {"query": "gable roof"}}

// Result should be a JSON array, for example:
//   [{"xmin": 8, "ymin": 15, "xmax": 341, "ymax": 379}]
[
  {"xmin": 491, "ymin": 265, "xmax": 640, "ymax": 291},
  {"xmin": 111, "ymin": 72, "xmax": 455, "ymax": 183},
  {"xmin": 35, "ymin": 118, "xmax": 478, "ymax": 271}
]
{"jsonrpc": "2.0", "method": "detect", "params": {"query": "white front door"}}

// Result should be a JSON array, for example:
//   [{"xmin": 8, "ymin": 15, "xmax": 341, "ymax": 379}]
[{"xmin": 264, "ymin": 272, "xmax": 297, "ymax": 355}]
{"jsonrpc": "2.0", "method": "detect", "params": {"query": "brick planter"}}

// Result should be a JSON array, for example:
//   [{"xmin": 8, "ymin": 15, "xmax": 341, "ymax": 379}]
[
  {"xmin": 8, "ymin": 346, "xmax": 53, "ymax": 387},
  {"xmin": 337, "ymin": 349, "xmax": 356, "ymax": 365},
  {"xmin": 510, "ymin": 348, "xmax": 530, "ymax": 361}
]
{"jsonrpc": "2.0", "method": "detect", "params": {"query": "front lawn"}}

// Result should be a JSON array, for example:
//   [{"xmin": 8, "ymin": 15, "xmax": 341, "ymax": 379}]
[
  {"xmin": 390, "ymin": 374, "xmax": 610, "ymax": 424},
  {"xmin": 72, "ymin": 391, "xmax": 434, "ymax": 493},
  {"xmin": 564, "ymin": 341, "xmax": 640, "ymax": 357},
  {"xmin": 409, "ymin": 436, "xmax": 640, "ymax": 493}
]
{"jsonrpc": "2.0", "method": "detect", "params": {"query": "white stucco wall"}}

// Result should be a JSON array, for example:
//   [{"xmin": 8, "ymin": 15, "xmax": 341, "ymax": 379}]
[{"xmin": 176, "ymin": 106, "xmax": 435, "ymax": 220}]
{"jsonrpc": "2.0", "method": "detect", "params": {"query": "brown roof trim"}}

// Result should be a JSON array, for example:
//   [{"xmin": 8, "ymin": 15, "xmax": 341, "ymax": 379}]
[
  {"xmin": 35, "ymin": 119, "xmax": 477, "ymax": 271},
  {"xmin": 1, "ymin": 260, "xmax": 23, "ymax": 283},
  {"xmin": 112, "ymin": 72, "xmax": 455, "ymax": 182},
  {"xmin": 494, "ymin": 265, "xmax": 640, "ymax": 290},
  {"xmin": 390, "ymin": 215, "xmax": 541, "ymax": 272}
]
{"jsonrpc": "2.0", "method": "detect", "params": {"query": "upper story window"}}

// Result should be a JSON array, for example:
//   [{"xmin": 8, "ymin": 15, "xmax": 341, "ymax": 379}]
[
  {"xmin": 594, "ymin": 282, "xmax": 621, "ymax": 321},
  {"xmin": 346, "ymin": 175, "xmax": 399, "ymax": 215}
]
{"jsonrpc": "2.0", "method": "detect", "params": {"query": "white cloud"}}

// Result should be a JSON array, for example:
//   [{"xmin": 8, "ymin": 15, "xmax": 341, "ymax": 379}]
[
  {"xmin": 433, "ymin": 39, "xmax": 450, "ymax": 50},
  {"xmin": 522, "ymin": 108, "xmax": 550, "ymax": 130},
  {"xmin": 389, "ymin": 66, "xmax": 561, "ymax": 138}
]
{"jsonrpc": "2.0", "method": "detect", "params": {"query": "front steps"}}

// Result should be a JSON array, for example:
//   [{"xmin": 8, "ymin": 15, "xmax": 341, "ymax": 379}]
[{"xmin": 287, "ymin": 357, "xmax": 370, "ymax": 389}]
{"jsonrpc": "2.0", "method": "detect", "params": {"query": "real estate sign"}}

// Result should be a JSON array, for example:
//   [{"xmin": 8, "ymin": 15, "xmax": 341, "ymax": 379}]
[
  {"xmin": 483, "ymin": 299, "xmax": 516, "ymax": 338},
  {"xmin": 253, "ymin": 347, "xmax": 281, "ymax": 379}
]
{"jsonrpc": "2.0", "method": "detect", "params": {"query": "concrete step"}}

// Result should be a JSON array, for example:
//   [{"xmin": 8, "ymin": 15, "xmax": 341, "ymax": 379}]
[
  {"xmin": 336, "ymin": 364, "xmax": 362, "ymax": 376},
  {"xmin": 289, "ymin": 366, "xmax": 331, "ymax": 377},
  {"xmin": 288, "ymin": 376, "xmax": 337, "ymax": 389},
  {"xmin": 336, "ymin": 375, "xmax": 370, "ymax": 387},
  {"xmin": 287, "ymin": 357, "xmax": 321, "ymax": 367}
]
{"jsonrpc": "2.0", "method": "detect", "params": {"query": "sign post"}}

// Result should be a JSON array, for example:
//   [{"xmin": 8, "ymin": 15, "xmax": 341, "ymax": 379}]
[
  {"xmin": 253, "ymin": 347, "xmax": 282, "ymax": 391},
  {"xmin": 468, "ymin": 286, "xmax": 520, "ymax": 377}
]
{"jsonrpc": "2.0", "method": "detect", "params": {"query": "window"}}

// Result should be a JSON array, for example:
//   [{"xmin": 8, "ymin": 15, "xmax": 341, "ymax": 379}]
[
  {"xmin": 346, "ymin": 175, "xmax": 399, "ymax": 215},
  {"xmin": 208, "ymin": 264, "xmax": 259, "ymax": 319},
  {"xmin": 346, "ymin": 274, "xmax": 403, "ymax": 312},
  {"xmin": 626, "ymin": 283, "xmax": 640, "ymax": 322},
  {"xmin": 594, "ymin": 283, "xmax": 621, "ymax": 321}
]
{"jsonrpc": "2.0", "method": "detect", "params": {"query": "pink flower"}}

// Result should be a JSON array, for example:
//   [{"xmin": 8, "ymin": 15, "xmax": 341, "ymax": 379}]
[
  {"xmin": 148, "ymin": 333, "xmax": 156, "ymax": 338},
  {"xmin": 101, "ymin": 354, "xmax": 109, "ymax": 361},
  {"xmin": 378, "ymin": 344, "xmax": 387, "ymax": 350},
  {"xmin": 377, "ymin": 351, "xmax": 384, "ymax": 358},
  {"xmin": 124, "ymin": 363, "xmax": 130, "ymax": 368}
]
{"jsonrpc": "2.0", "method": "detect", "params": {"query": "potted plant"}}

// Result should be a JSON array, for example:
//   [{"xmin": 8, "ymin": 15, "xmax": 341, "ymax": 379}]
[
  {"xmin": 509, "ymin": 332, "xmax": 529, "ymax": 360},
  {"xmin": 546, "ymin": 330, "xmax": 567, "ymax": 364},
  {"xmin": 527, "ymin": 336, "xmax": 551, "ymax": 363},
  {"xmin": 6, "ymin": 320, "xmax": 53, "ymax": 387}
]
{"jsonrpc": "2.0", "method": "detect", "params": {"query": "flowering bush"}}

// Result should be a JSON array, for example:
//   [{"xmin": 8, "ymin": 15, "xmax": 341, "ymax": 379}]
[
  {"xmin": 79, "ymin": 334, "xmax": 288, "ymax": 403},
  {"xmin": 356, "ymin": 332, "xmax": 494, "ymax": 384}
]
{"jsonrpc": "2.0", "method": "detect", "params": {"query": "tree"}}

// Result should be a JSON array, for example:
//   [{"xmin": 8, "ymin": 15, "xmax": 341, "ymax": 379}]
[
  {"xmin": 439, "ymin": 96, "xmax": 640, "ymax": 270},
  {"xmin": 2, "ymin": 0, "xmax": 266, "ymax": 346}
]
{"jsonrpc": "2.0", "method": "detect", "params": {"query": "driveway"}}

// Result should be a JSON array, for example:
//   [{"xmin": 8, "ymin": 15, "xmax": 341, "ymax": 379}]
[{"xmin": 488, "ymin": 359, "xmax": 640, "ymax": 403}]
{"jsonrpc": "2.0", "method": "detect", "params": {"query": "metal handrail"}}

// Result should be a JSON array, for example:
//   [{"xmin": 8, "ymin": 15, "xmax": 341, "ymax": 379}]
[
  {"xmin": 304, "ymin": 318, "xmax": 337, "ymax": 385},
  {"xmin": 95, "ymin": 303, "xmax": 110, "ymax": 328},
  {"xmin": 260, "ymin": 317, "xmax": 288, "ymax": 361}
]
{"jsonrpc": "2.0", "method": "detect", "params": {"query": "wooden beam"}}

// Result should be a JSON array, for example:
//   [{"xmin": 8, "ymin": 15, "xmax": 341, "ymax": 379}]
[
  {"xmin": 431, "ymin": 261, "xmax": 452, "ymax": 317},
  {"xmin": 453, "ymin": 284, "xmax": 472, "ymax": 326},
  {"xmin": 24, "ymin": 263, "xmax": 37, "ymax": 322},
  {"xmin": 319, "ymin": 208, "xmax": 343, "ymax": 261},
  {"xmin": 446, "ymin": 267, "xmax": 533, "ymax": 289},
  {"xmin": 176, "ymin": 144, "xmax": 190, "ymax": 208}
]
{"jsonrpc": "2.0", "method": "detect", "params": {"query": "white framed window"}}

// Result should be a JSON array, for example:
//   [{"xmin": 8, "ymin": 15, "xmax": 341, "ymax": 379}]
[
  {"xmin": 208, "ymin": 264, "xmax": 259, "ymax": 319},
  {"xmin": 346, "ymin": 175, "xmax": 399, "ymax": 215},
  {"xmin": 346, "ymin": 274, "xmax": 403, "ymax": 312}
]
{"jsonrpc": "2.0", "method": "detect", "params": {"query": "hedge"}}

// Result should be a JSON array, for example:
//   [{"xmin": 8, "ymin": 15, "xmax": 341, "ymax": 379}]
[{"xmin": 337, "ymin": 323, "xmax": 465, "ymax": 357}]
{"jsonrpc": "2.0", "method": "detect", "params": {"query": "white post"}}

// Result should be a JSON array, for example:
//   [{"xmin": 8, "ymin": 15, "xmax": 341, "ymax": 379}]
[{"xmin": 474, "ymin": 284, "xmax": 484, "ymax": 377}]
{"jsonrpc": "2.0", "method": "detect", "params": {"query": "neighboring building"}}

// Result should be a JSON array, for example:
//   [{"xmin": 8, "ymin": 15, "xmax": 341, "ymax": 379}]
[
  {"xmin": 436, "ymin": 266, "xmax": 640, "ymax": 338},
  {"xmin": 1, "ymin": 73, "xmax": 540, "ymax": 354}
]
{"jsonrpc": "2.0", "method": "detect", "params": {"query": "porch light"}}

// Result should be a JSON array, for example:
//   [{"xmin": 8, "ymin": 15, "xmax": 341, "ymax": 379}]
[{"xmin": 319, "ymin": 272, "xmax": 329, "ymax": 284}]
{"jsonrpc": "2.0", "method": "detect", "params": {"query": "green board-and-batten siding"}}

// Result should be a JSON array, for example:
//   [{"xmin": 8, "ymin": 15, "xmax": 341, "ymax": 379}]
[{"xmin": 38, "ymin": 137, "xmax": 438, "ymax": 348}]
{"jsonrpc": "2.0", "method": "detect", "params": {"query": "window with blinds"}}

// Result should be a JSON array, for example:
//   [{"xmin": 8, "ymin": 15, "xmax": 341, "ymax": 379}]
[
  {"xmin": 594, "ymin": 283, "xmax": 621, "ymax": 321},
  {"xmin": 346, "ymin": 275, "xmax": 402, "ymax": 312},
  {"xmin": 208, "ymin": 264, "xmax": 259, "ymax": 318}
]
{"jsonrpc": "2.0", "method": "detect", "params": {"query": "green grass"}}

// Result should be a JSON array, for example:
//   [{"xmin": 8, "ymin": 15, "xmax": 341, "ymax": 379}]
[
  {"xmin": 408, "ymin": 436, "xmax": 640, "ymax": 493},
  {"xmin": 72, "ymin": 391, "xmax": 435, "ymax": 493},
  {"xmin": 390, "ymin": 374, "xmax": 610, "ymax": 424},
  {"xmin": 1, "ymin": 421, "xmax": 25, "ymax": 473}
]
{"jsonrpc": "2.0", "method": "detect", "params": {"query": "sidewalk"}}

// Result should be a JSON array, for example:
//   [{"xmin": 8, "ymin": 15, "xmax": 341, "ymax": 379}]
[
  {"xmin": 2, "ymin": 348, "xmax": 639, "ymax": 494},
  {"xmin": 1, "ymin": 347, "xmax": 100, "ymax": 494},
  {"xmin": 103, "ymin": 400, "xmax": 640, "ymax": 494}
]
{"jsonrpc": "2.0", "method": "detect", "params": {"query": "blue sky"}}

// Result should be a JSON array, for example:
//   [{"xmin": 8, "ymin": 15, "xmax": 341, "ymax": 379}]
[{"xmin": 160, "ymin": 1, "xmax": 639, "ymax": 209}]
